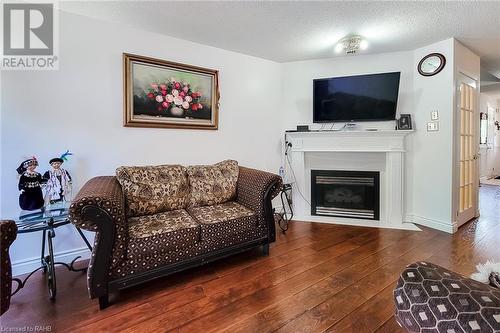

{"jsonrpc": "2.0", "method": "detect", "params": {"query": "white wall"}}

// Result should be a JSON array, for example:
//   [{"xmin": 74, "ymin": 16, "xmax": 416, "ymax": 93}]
[
  {"xmin": 1, "ymin": 12, "xmax": 282, "ymax": 274},
  {"xmin": 280, "ymin": 51, "xmax": 415, "ymax": 130},
  {"xmin": 411, "ymin": 39, "xmax": 456, "ymax": 232},
  {"xmin": 479, "ymin": 93, "xmax": 500, "ymax": 179}
]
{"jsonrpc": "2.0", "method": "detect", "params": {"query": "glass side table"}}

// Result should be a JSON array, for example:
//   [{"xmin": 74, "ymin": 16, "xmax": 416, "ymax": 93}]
[{"xmin": 11, "ymin": 202, "xmax": 92, "ymax": 300}]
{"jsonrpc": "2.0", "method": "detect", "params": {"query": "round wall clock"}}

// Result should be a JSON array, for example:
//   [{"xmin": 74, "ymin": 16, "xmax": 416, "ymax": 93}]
[{"xmin": 417, "ymin": 53, "xmax": 446, "ymax": 76}]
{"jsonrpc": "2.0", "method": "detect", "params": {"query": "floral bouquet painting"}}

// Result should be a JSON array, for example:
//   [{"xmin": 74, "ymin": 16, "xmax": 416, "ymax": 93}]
[
  {"xmin": 124, "ymin": 53, "xmax": 219, "ymax": 130},
  {"xmin": 146, "ymin": 80, "xmax": 203, "ymax": 117}
]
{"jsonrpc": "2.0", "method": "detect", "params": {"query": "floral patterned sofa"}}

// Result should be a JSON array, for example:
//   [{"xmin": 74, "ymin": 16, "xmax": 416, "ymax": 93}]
[{"xmin": 69, "ymin": 160, "xmax": 282, "ymax": 309}]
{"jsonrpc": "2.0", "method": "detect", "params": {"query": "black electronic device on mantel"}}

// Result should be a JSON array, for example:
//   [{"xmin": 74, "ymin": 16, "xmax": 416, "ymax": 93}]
[
  {"xmin": 296, "ymin": 125, "xmax": 309, "ymax": 132},
  {"xmin": 313, "ymin": 72, "xmax": 401, "ymax": 123}
]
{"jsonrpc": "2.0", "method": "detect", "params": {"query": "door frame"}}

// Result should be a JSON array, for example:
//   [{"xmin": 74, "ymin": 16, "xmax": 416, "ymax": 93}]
[{"xmin": 452, "ymin": 72, "xmax": 480, "ymax": 230}]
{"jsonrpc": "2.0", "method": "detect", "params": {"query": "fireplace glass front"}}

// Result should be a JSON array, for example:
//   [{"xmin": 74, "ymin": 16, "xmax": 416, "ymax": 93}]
[{"xmin": 311, "ymin": 170, "xmax": 380, "ymax": 220}]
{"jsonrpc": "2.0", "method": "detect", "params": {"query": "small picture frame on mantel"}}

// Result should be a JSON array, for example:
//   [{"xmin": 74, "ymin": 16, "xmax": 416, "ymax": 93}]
[{"xmin": 397, "ymin": 114, "xmax": 412, "ymax": 130}]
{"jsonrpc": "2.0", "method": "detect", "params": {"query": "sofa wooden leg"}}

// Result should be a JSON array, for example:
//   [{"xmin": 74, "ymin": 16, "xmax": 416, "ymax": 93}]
[
  {"xmin": 262, "ymin": 244, "xmax": 269, "ymax": 256},
  {"xmin": 98, "ymin": 295, "xmax": 109, "ymax": 310}
]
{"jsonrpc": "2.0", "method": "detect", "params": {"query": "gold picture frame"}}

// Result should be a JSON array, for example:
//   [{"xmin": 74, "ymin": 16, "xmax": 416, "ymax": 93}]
[{"xmin": 123, "ymin": 53, "xmax": 219, "ymax": 130}]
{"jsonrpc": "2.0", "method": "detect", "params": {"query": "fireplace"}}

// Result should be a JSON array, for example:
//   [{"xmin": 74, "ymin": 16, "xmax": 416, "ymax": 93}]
[{"xmin": 311, "ymin": 170, "xmax": 380, "ymax": 220}]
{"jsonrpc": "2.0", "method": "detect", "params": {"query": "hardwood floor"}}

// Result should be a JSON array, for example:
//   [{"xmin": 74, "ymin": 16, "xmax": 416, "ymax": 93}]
[{"xmin": 2, "ymin": 185, "xmax": 499, "ymax": 332}]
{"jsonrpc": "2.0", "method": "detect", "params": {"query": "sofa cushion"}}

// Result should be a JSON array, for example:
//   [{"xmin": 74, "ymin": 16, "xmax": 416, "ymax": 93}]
[
  {"xmin": 188, "ymin": 201, "xmax": 255, "ymax": 224},
  {"xmin": 125, "ymin": 209, "xmax": 200, "ymax": 268},
  {"xmin": 116, "ymin": 165, "xmax": 189, "ymax": 217},
  {"xmin": 187, "ymin": 160, "xmax": 239, "ymax": 207},
  {"xmin": 188, "ymin": 201, "xmax": 259, "ymax": 242},
  {"xmin": 128, "ymin": 209, "xmax": 199, "ymax": 239}
]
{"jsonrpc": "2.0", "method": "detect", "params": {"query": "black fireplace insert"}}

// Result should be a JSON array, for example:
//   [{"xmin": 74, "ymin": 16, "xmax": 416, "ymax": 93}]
[{"xmin": 311, "ymin": 170, "xmax": 380, "ymax": 220}]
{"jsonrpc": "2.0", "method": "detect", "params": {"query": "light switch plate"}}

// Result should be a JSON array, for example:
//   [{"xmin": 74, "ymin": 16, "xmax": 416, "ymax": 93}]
[
  {"xmin": 427, "ymin": 122, "xmax": 439, "ymax": 131},
  {"xmin": 431, "ymin": 110, "xmax": 439, "ymax": 120}
]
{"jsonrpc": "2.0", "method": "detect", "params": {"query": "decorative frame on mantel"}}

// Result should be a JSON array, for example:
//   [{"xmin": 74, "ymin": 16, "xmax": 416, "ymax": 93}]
[{"xmin": 123, "ymin": 53, "xmax": 220, "ymax": 130}]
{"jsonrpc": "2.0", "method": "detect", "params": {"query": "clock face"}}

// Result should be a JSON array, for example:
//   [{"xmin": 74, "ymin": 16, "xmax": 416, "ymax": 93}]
[
  {"xmin": 421, "ymin": 56, "xmax": 441, "ymax": 73},
  {"xmin": 418, "ymin": 53, "xmax": 446, "ymax": 76}
]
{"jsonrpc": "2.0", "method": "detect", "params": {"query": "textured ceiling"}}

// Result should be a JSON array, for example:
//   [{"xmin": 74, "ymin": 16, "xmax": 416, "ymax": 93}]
[{"xmin": 61, "ymin": 1, "xmax": 500, "ymax": 77}]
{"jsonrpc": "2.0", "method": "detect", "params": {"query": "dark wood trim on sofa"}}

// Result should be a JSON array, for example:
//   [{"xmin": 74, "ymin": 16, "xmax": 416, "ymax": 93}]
[
  {"xmin": 263, "ymin": 178, "xmax": 279, "ymax": 243},
  {"xmin": 81, "ymin": 206, "xmax": 115, "ymax": 308}
]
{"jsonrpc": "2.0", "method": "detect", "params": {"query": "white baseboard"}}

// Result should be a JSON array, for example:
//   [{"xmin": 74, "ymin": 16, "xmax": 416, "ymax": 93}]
[
  {"xmin": 12, "ymin": 247, "xmax": 91, "ymax": 277},
  {"xmin": 404, "ymin": 214, "xmax": 414, "ymax": 223},
  {"xmin": 409, "ymin": 214, "xmax": 456, "ymax": 234},
  {"xmin": 292, "ymin": 215, "xmax": 420, "ymax": 231}
]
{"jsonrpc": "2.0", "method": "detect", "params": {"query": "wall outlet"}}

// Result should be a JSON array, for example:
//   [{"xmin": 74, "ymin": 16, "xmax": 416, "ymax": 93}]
[
  {"xmin": 431, "ymin": 110, "xmax": 439, "ymax": 120},
  {"xmin": 427, "ymin": 122, "xmax": 439, "ymax": 131}
]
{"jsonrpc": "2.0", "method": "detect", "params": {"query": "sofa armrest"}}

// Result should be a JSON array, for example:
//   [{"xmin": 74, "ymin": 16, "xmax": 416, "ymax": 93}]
[
  {"xmin": 1, "ymin": 220, "xmax": 17, "ymax": 315},
  {"xmin": 68, "ymin": 176, "xmax": 127, "ymax": 299},
  {"xmin": 236, "ymin": 167, "xmax": 283, "ymax": 242},
  {"xmin": 0, "ymin": 220, "xmax": 17, "ymax": 247},
  {"xmin": 69, "ymin": 176, "xmax": 126, "ymax": 231}
]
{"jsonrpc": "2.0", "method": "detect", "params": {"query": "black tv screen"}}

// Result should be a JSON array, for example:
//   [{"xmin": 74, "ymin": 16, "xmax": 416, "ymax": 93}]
[{"xmin": 313, "ymin": 72, "xmax": 401, "ymax": 122}]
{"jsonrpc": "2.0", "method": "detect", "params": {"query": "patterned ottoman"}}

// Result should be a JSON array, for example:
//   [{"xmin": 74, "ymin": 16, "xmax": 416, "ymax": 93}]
[{"xmin": 394, "ymin": 261, "xmax": 500, "ymax": 332}]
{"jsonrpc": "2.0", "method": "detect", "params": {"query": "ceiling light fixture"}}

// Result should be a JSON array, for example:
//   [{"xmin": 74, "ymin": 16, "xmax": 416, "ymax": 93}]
[{"xmin": 335, "ymin": 35, "xmax": 368, "ymax": 54}]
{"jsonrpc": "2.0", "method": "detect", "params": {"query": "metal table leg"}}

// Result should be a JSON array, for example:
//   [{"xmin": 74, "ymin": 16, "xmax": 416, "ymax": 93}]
[
  {"xmin": 44, "ymin": 227, "xmax": 57, "ymax": 300},
  {"xmin": 53, "ymin": 227, "xmax": 88, "ymax": 272},
  {"xmin": 75, "ymin": 227, "xmax": 92, "ymax": 251},
  {"xmin": 51, "ymin": 226, "xmax": 92, "ymax": 272},
  {"xmin": 41, "ymin": 229, "xmax": 47, "ymax": 273}
]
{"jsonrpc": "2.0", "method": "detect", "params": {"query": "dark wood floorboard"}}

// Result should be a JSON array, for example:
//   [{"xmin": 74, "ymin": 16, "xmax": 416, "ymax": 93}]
[{"xmin": 1, "ymin": 185, "xmax": 498, "ymax": 332}]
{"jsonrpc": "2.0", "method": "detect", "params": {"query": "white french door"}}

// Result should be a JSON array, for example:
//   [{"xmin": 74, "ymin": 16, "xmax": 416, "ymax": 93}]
[{"xmin": 456, "ymin": 77, "xmax": 479, "ymax": 227}]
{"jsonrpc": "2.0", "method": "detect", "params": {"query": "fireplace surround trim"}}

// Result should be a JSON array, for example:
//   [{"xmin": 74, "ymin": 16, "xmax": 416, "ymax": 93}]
[{"xmin": 285, "ymin": 129, "xmax": 418, "ymax": 231}]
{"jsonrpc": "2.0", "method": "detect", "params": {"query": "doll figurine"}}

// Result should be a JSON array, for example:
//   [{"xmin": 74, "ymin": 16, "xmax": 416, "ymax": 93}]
[
  {"xmin": 17, "ymin": 157, "xmax": 45, "ymax": 211},
  {"xmin": 44, "ymin": 151, "xmax": 73, "ymax": 204}
]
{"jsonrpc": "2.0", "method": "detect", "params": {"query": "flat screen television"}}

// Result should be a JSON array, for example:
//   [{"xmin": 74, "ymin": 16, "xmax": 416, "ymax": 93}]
[{"xmin": 313, "ymin": 72, "xmax": 401, "ymax": 122}]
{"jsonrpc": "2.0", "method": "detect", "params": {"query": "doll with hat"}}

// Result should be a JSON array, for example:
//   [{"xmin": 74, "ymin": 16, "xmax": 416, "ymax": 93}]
[
  {"xmin": 16, "ymin": 157, "xmax": 45, "ymax": 211},
  {"xmin": 43, "ymin": 150, "xmax": 73, "ymax": 204}
]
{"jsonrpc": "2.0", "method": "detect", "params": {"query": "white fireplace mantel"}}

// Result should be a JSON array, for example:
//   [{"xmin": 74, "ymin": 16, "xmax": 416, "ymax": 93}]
[{"xmin": 285, "ymin": 129, "xmax": 418, "ymax": 230}]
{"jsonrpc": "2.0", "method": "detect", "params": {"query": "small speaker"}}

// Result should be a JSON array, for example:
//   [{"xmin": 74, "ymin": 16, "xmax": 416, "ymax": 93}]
[{"xmin": 296, "ymin": 125, "xmax": 309, "ymax": 132}]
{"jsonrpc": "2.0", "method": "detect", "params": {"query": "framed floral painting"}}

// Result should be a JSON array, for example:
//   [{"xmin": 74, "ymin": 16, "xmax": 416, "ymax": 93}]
[{"xmin": 123, "ymin": 53, "xmax": 219, "ymax": 129}]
